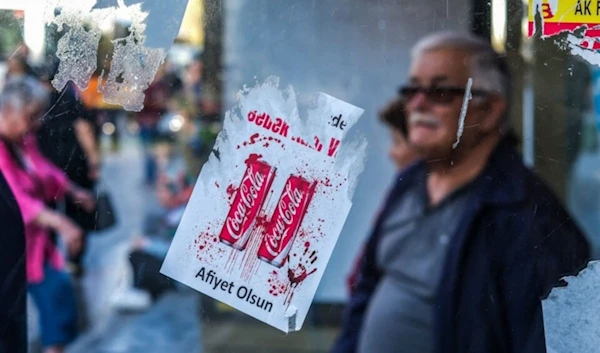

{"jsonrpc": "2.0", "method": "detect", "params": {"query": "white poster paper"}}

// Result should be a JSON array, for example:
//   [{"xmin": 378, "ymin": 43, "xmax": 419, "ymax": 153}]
[{"xmin": 161, "ymin": 77, "xmax": 367, "ymax": 332}]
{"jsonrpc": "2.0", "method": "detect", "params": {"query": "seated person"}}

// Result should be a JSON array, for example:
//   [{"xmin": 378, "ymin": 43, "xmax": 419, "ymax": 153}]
[{"xmin": 116, "ymin": 153, "xmax": 193, "ymax": 309}]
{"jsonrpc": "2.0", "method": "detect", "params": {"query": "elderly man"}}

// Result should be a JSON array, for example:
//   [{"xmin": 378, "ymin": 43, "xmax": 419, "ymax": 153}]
[{"xmin": 332, "ymin": 31, "xmax": 589, "ymax": 353}]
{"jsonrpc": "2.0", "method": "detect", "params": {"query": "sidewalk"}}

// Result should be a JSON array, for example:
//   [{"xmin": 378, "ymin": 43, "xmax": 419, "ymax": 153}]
[
  {"xmin": 203, "ymin": 319, "xmax": 339, "ymax": 353},
  {"xmin": 68, "ymin": 293, "xmax": 201, "ymax": 353},
  {"xmin": 66, "ymin": 121, "xmax": 205, "ymax": 352}
]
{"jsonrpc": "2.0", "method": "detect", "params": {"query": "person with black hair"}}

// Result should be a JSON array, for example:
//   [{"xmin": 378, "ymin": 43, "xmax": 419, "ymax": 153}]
[
  {"xmin": 346, "ymin": 98, "xmax": 420, "ymax": 294},
  {"xmin": 36, "ymin": 66, "xmax": 100, "ymax": 277},
  {"xmin": 378, "ymin": 98, "xmax": 420, "ymax": 170},
  {"xmin": 5, "ymin": 54, "xmax": 34, "ymax": 84}
]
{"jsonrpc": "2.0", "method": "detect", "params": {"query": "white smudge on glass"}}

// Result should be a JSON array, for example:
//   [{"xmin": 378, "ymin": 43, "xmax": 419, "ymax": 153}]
[
  {"xmin": 453, "ymin": 77, "xmax": 473, "ymax": 149},
  {"xmin": 543, "ymin": 261, "xmax": 599, "ymax": 353},
  {"xmin": 44, "ymin": 0, "xmax": 170, "ymax": 111}
]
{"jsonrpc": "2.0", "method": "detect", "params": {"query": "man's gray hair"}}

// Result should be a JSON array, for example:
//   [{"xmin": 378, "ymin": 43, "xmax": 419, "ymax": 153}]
[{"xmin": 411, "ymin": 31, "xmax": 511, "ymax": 100}]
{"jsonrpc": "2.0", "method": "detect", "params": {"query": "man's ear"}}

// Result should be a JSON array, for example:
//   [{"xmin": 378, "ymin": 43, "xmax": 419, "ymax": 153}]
[{"xmin": 477, "ymin": 95, "xmax": 507, "ymax": 133}]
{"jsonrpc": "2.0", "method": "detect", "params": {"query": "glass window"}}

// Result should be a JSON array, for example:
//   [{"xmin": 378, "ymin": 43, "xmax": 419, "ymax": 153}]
[{"xmin": 0, "ymin": 1, "xmax": 595, "ymax": 352}]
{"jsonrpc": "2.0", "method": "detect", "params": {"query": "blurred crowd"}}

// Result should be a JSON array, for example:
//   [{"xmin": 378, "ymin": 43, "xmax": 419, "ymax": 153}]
[{"xmin": 0, "ymin": 48, "xmax": 218, "ymax": 353}]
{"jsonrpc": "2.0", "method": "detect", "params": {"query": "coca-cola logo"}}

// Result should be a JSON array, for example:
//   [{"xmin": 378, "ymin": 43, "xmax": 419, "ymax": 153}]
[
  {"xmin": 226, "ymin": 167, "xmax": 265, "ymax": 239},
  {"xmin": 265, "ymin": 183, "xmax": 303, "ymax": 256}
]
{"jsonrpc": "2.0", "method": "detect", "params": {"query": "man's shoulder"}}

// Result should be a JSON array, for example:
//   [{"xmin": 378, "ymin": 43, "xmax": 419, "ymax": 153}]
[
  {"xmin": 485, "ymin": 164, "xmax": 575, "ymax": 233},
  {"xmin": 519, "ymin": 167, "xmax": 573, "ymax": 221},
  {"xmin": 481, "ymin": 161, "xmax": 589, "ymax": 274},
  {"xmin": 484, "ymin": 141, "xmax": 568, "ymax": 216}
]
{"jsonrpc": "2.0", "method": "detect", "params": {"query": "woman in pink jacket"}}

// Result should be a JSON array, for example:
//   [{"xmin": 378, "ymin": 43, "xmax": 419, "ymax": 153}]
[{"xmin": 0, "ymin": 80, "xmax": 94, "ymax": 353}]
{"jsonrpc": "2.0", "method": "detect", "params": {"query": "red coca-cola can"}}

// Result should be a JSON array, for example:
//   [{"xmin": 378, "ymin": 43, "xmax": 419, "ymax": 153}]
[
  {"xmin": 219, "ymin": 154, "xmax": 276, "ymax": 250},
  {"xmin": 258, "ymin": 175, "xmax": 317, "ymax": 267}
]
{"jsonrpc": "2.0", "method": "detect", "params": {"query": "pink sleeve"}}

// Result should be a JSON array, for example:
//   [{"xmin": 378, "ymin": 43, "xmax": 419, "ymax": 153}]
[{"xmin": 0, "ymin": 156, "xmax": 45, "ymax": 225}]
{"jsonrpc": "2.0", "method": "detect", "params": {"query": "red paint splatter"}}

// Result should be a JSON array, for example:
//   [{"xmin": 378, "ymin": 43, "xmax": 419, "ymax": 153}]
[
  {"xmin": 277, "ymin": 241, "xmax": 318, "ymax": 289},
  {"xmin": 255, "ymin": 214, "xmax": 269, "ymax": 228},
  {"xmin": 245, "ymin": 153, "xmax": 263, "ymax": 164},
  {"xmin": 249, "ymin": 133, "xmax": 260, "ymax": 144},
  {"xmin": 268, "ymin": 270, "xmax": 289, "ymax": 297},
  {"xmin": 226, "ymin": 184, "xmax": 238, "ymax": 201},
  {"xmin": 195, "ymin": 224, "xmax": 221, "ymax": 263}
]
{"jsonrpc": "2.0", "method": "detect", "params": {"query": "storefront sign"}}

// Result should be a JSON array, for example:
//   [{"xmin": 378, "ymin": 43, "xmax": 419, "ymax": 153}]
[{"xmin": 528, "ymin": 0, "xmax": 600, "ymax": 48}]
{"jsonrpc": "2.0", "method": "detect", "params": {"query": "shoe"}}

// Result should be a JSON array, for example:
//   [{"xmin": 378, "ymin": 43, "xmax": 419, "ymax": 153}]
[
  {"xmin": 66, "ymin": 262, "xmax": 85, "ymax": 278},
  {"xmin": 110, "ymin": 287, "xmax": 152, "ymax": 312}
]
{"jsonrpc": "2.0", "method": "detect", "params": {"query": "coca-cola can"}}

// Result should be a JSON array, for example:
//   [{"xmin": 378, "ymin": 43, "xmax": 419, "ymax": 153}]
[
  {"xmin": 219, "ymin": 155, "xmax": 276, "ymax": 250},
  {"xmin": 258, "ymin": 175, "xmax": 318, "ymax": 267}
]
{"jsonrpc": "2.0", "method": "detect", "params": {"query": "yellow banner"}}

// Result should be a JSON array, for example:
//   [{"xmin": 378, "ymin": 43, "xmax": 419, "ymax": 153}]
[{"xmin": 529, "ymin": 0, "xmax": 600, "ymax": 23}]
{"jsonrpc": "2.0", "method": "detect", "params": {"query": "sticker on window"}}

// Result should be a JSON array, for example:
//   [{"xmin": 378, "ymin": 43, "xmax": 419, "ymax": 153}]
[
  {"xmin": 529, "ymin": 0, "xmax": 600, "ymax": 65},
  {"xmin": 160, "ymin": 77, "xmax": 367, "ymax": 332}
]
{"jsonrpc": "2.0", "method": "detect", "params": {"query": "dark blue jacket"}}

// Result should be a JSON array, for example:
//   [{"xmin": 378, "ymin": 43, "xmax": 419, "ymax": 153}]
[
  {"xmin": 332, "ymin": 139, "xmax": 590, "ymax": 353},
  {"xmin": 0, "ymin": 169, "xmax": 26, "ymax": 353}
]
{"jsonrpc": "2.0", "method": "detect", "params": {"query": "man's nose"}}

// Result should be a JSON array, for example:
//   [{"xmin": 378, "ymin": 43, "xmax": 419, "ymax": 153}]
[{"xmin": 407, "ymin": 91, "xmax": 429, "ymax": 111}]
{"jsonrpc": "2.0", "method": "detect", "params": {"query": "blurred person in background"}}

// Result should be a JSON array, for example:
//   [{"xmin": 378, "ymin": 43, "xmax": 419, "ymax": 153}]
[
  {"xmin": 0, "ymin": 170, "xmax": 26, "ymax": 353},
  {"xmin": 332, "ymin": 31, "xmax": 589, "ymax": 353},
  {"xmin": 182, "ymin": 55, "xmax": 204, "ymax": 118},
  {"xmin": 78, "ymin": 72, "xmax": 120, "ymax": 151},
  {"xmin": 112, "ymin": 138, "xmax": 192, "ymax": 310},
  {"xmin": 36, "ymin": 65, "xmax": 101, "ymax": 277},
  {"xmin": 0, "ymin": 81, "xmax": 95, "ymax": 353},
  {"xmin": 379, "ymin": 98, "xmax": 420, "ymax": 170},
  {"xmin": 177, "ymin": 55, "xmax": 223, "ymax": 176},
  {"xmin": 137, "ymin": 63, "xmax": 169, "ymax": 185},
  {"xmin": 5, "ymin": 54, "xmax": 34, "ymax": 84},
  {"xmin": 347, "ymin": 98, "xmax": 420, "ymax": 294}
]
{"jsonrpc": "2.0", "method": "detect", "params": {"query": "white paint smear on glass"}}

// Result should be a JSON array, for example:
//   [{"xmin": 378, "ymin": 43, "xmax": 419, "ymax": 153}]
[
  {"xmin": 543, "ymin": 261, "xmax": 600, "ymax": 353},
  {"xmin": 44, "ymin": 0, "xmax": 172, "ymax": 111},
  {"xmin": 161, "ymin": 77, "xmax": 367, "ymax": 332},
  {"xmin": 453, "ymin": 77, "xmax": 473, "ymax": 149}
]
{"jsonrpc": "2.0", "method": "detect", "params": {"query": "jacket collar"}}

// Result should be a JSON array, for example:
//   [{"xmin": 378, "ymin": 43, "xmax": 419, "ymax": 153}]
[
  {"xmin": 472, "ymin": 138, "xmax": 529, "ymax": 206},
  {"xmin": 389, "ymin": 137, "xmax": 529, "ymax": 208}
]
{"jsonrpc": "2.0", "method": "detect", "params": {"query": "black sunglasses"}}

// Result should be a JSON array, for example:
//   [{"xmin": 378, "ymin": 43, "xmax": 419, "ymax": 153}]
[{"xmin": 398, "ymin": 85, "xmax": 488, "ymax": 105}]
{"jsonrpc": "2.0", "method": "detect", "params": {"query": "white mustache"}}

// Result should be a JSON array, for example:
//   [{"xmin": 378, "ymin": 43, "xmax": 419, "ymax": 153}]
[{"xmin": 409, "ymin": 112, "xmax": 441, "ymax": 128}]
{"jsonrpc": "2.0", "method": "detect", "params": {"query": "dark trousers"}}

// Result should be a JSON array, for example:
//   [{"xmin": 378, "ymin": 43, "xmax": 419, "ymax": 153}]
[{"xmin": 129, "ymin": 250, "xmax": 175, "ymax": 300}]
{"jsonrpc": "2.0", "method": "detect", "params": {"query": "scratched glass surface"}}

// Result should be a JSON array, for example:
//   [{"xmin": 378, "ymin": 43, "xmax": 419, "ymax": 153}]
[{"xmin": 0, "ymin": 0, "xmax": 599, "ymax": 352}]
